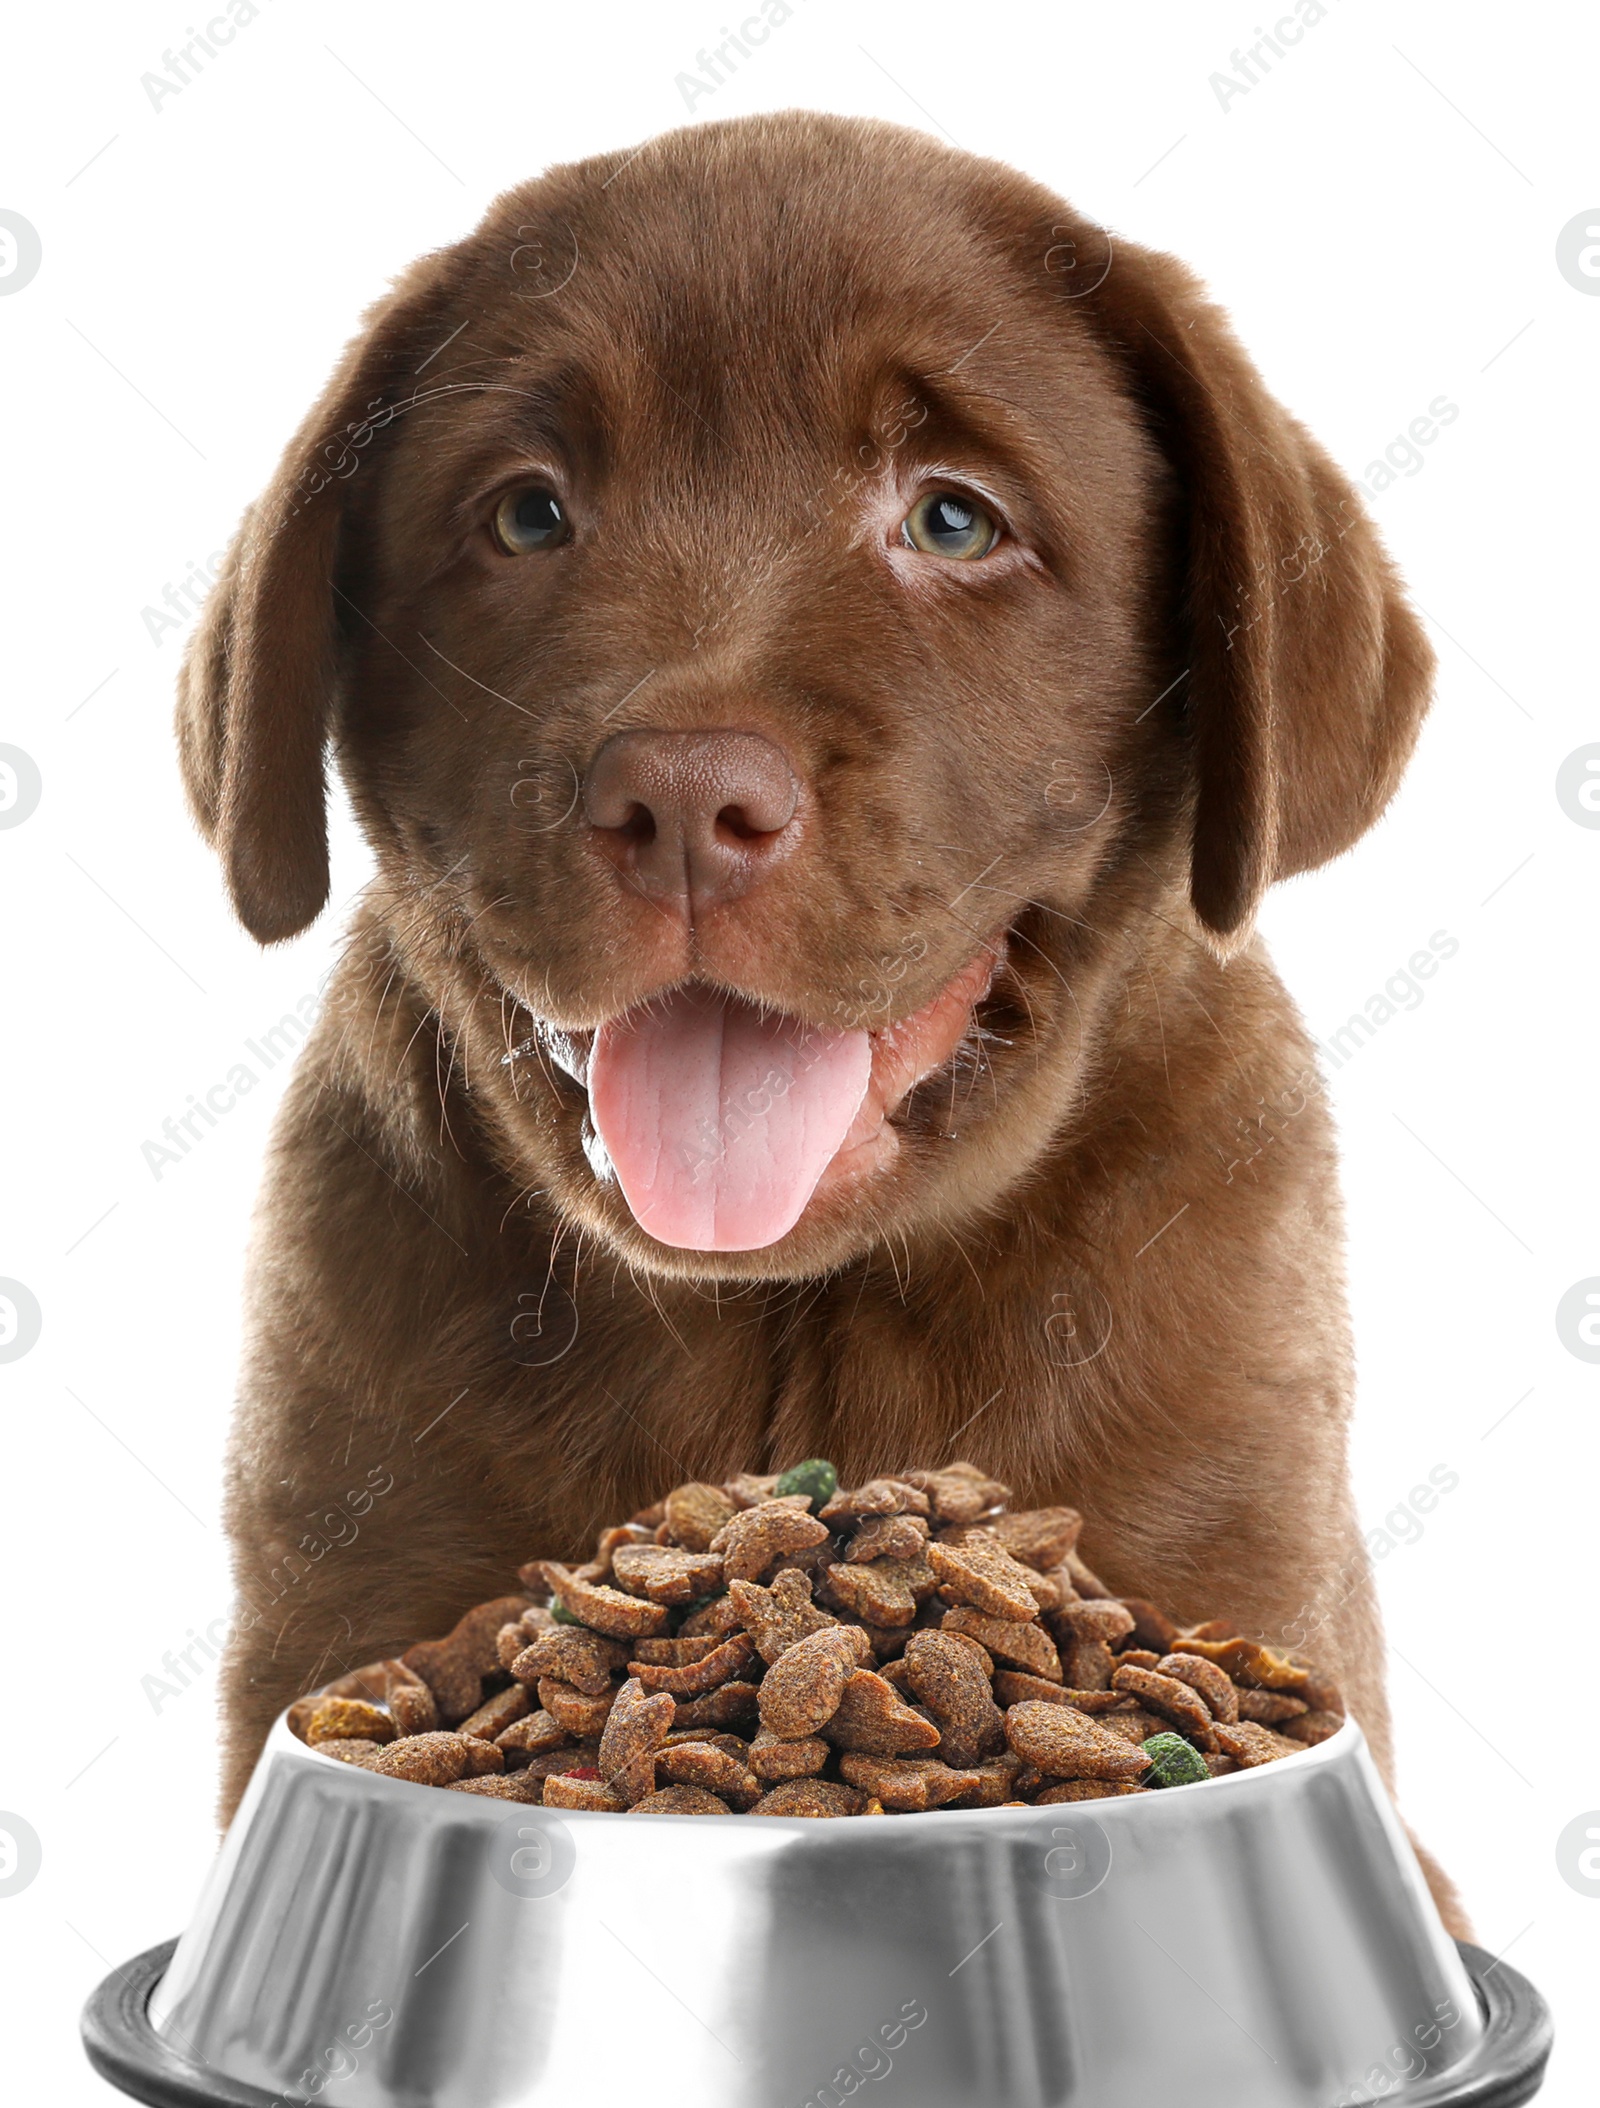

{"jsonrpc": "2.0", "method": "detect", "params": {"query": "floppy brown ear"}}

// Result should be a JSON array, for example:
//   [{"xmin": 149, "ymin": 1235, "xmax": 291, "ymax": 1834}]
[
  {"xmin": 1075, "ymin": 234, "xmax": 1434, "ymax": 950},
  {"xmin": 177, "ymin": 252, "xmax": 461, "ymax": 943}
]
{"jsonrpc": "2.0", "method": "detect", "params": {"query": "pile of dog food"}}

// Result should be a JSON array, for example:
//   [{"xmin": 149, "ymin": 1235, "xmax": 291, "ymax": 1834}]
[{"xmin": 290, "ymin": 1461, "xmax": 1345, "ymax": 1815}]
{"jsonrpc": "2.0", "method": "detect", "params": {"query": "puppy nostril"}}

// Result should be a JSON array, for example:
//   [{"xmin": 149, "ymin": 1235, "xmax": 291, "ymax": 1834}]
[
  {"xmin": 715, "ymin": 803, "xmax": 771, "ymax": 844},
  {"xmin": 618, "ymin": 803, "xmax": 656, "ymax": 847}
]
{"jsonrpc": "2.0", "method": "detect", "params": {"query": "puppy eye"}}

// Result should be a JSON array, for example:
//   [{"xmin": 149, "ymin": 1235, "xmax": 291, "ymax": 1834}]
[
  {"xmin": 492, "ymin": 486, "xmax": 568, "ymax": 554},
  {"xmin": 901, "ymin": 490, "xmax": 998, "ymax": 560}
]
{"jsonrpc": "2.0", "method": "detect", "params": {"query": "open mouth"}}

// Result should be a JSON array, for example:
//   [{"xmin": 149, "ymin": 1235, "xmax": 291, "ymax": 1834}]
[{"xmin": 572, "ymin": 938, "xmax": 1005, "ymax": 1252}]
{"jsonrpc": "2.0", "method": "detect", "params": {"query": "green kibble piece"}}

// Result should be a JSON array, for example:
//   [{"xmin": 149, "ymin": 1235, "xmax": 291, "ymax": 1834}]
[
  {"xmin": 1141, "ymin": 1732, "xmax": 1210, "ymax": 1789},
  {"xmin": 549, "ymin": 1603, "xmax": 585, "ymax": 1626},
  {"xmin": 774, "ymin": 1458, "xmax": 838, "ymax": 1506}
]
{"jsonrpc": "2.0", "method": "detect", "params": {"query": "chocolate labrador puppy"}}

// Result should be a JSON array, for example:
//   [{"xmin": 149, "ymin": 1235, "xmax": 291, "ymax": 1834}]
[{"xmin": 181, "ymin": 111, "xmax": 1458, "ymax": 1923}]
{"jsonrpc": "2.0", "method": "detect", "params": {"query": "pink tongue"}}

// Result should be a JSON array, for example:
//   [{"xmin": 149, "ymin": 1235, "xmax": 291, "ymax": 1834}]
[{"xmin": 588, "ymin": 987, "xmax": 872, "ymax": 1251}]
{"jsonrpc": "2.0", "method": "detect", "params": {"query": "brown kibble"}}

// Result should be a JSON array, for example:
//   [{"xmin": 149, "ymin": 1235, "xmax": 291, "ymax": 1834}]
[
  {"xmin": 710, "ymin": 1498, "xmax": 831, "ymax": 1583},
  {"xmin": 1064, "ymin": 1638, "xmax": 1117, "ymax": 1691},
  {"xmin": 943, "ymin": 1605, "xmax": 1062, "ymax": 1681},
  {"xmin": 721, "ymin": 1472, "xmax": 780, "ymax": 1509},
  {"xmin": 660, "ymin": 1727, "xmax": 748, "ymax": 1752},
  {"xmin": 819, "ymin": 1477, "xmax": 931, "ymax": 1523},
  {"xmin": 1056, "ymin": 1598, "xmax": 1137, "ymax": 1645},
  {"xmin": 312, "ymin": 1738, "xmax": 388, "ymax": 1770},
  {"xmin": 750, "ymin": 1779, "xmax": 867, "ymax": 1818},
  {"xmin": 1172, "ymin": 1636, "xmax": 1309, "ymax": 1690},
  {"xmin": 673, "ymin": 1681, "xmax": 762, "ymax": 1732},
  {"xmin": 1236, "ymin": 1688, "xmax": 1311, "ymax": 1724},
  {"xmin": 447, "ymin": 1770, "xmax": 547, "ymax": 1801},
  {"xmin": 611, "ymin": 1544, "xmax": 727, "ymax": 1604},
  {"xmin": 373, "ymin": 1732, "xmax": 480, "ymax": 1786},
  {"xmin": 511, "ymin": 1741, "xmax": 600, "ymax": 1782},
  {"xmin": 1121, "ymin": 1597, "xmax": 1180, "ymax": 1652},
  {"xmin": 1035, "ymin": 1779, "xmax": 1149, "ymax": 1803},
  {"xmin": 630, "ymin": 1635, "xmax": 727, "ymax": 1667},
  {"xmin": 383, "ymin": 1660, "xmax": 440, "ymax": 1737},
  {"xmin": 820, "ymin": 1555, "xmax": 938, "ymax": 1628},
  {"xmin": 589, "ymin": 1523, "xmax": 652, "ymax": 1580},
  {"xmin": 1210, "ymin": 1720, "xmax": 1303, "ymax": 1767},
  {"xmin": 677, "ymin": 1594, "xmax": 746, "ymax": 1640},
  {"xmin": 510, "ymin": 1628, "xmax": 630, "ymax": 1695},
  {"xmin": 927, "ymin": 1536, "xmax": 1042, "ymax": 1621},
  {"xmin": 1155, "ymin": 1653, "xmax": 1239, "ymax": 1723},
  {"xmin": 985, "ymin": 1505, "xmax": 1083, "ymax": 1572},
  {"xmin": 903, "ymin": 1462, "xmax": 1011, "ymax": 1525},
  {"xmin": 537, "ymin": 1678, "xmax": 618, "ymax": 1740},
  {"xmin": 496, "ymin": 1708, "xmax": 569, "ymax": 1758},
  {"xmin": 663, "ymin": 1481, "xmax": 738, "ymax": 1551},
  {"xmin": 1110, "ymin": 1664, "xmax": 1217, "ymax": 1747},
  {"xmin": 845, "ymin": 1512, "xmax": 931, "ymax": 1562},
  {"xmin": 543, "ymin": 1774, "xmax": 626, "ymax": 1812},
  {"xmin": 305, "ymin": 1698, "xmax": 396, "ymax": 1747},
  {"xmin": 902, "ymin": 1631, "xmax": 1006, "ymax": 1768},
  {"xmin": 748, "ymin": 1728, "xmax": 830, "ymax": 1780},
  {"xmin": 629, "ymin": 1785, "xmax": 732, "ymax": 1815},
  {"xmin": 858, "ymin": 1622, "xmax": 914, "ymax": 1660},
  {"xmin": 836, "ymin": 1754, "xmax": 981, "ymax": 1811},
  {"xmin": 629, "ymin": 1632, "xmax": 758, "ymax": 1696},
  {"xmin": 758, "ymin": 1626, "xmax": 872, "ymax": 1738},
  {"xmin": 1004, "ymin": 1701, "xmax": 1152, "ymax": 1781},
  {"xmin": 538, "ymin": 1563, "xmax": 671, "ymax": 1640},
  {"xmin": 597, "ymin": 1677, "xmax": 676, "ymax": 1805},
  {"xmin": 458, "ymin": 1686, "xmax": 531, "ymax": 1742},
  {"xmin": 1094, "ymin": 1705, "xmax": 1167, "ymax": 1746},
  {"xmin": 992, "ymin": 1672, "xmax": 1126, "ymax": 1713},
  {"xmin": 1183, "ymin": 1618, "xmax": 1241, "ymax": 1642},
  {"xmin": 656, "ymin": 1741, "xmax": 760, "ymax": 1809},
  {"xmin": 290, "ymin": 1466, "xmax": 1344, "ymax": 1817},
  {"xmin": 1279, "ymin": 1709, "xmax": 1343, "ymax": 1746},
  {"xmin": 727, "ymin": 1570, "xmax": 838, "ymax": 1663},
  {"xmin": 956, "ymin": 1751, "xmax": 1027, "ymax": 1806},
  {"xmin": 402, "ymin": 1596, "xmax": 532, "ymax": 1724},
  {"xmin": 1062, "ymin": 1549, "xmax": 1114, "ymax": 1600},
  {"xmin": 824, "ymin": 1670, "xmax": 944, "ymax": 1756}
]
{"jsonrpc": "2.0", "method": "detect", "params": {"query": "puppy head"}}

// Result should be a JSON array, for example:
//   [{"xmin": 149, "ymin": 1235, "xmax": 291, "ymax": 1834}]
[{"xmin": 179, "ymin": 113, "xmax": 1430, "ymax": 1276}]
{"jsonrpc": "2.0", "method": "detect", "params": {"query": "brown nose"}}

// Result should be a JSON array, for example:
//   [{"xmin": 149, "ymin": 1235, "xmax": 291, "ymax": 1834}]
[{"xmin": 583, "ymin": 729, "xmax": 801, "ymax": 907}]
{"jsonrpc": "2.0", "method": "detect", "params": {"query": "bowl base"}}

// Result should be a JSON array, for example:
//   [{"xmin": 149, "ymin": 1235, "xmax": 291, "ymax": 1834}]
[{"xmin": 83, "ymin": 1936, "xmax": 1551, "ymax": 2108}]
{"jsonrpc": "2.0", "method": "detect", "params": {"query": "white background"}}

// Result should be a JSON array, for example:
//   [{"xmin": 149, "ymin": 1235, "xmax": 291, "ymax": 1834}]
[{"xmin": 1, "ymin": 0, "xmax": 1595, "ymax": 2099}]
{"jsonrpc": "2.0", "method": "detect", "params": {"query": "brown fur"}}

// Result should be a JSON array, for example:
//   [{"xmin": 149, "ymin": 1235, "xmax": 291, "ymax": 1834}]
[{"xmin": 179, "ymin": 113, "xmax": 1463, "ymax": 1932}]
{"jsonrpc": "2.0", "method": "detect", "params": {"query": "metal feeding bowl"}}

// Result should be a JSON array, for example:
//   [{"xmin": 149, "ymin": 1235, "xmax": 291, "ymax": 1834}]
[{"xmin": 84, "ymin": 1709, "xmax": 1549, "ymax": 2108}]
